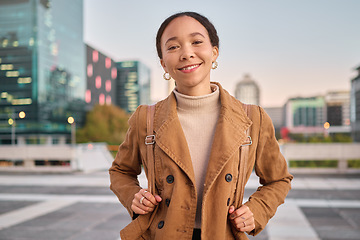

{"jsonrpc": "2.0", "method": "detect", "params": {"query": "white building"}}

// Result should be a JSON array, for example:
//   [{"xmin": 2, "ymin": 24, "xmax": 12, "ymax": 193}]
[
  {"xmin": 235, "ymin": 74, "xmax": 260, "ymax": 105},
  {"xmin": 351, "ymin": 65, "xmax": 360, "ymax": 142}
]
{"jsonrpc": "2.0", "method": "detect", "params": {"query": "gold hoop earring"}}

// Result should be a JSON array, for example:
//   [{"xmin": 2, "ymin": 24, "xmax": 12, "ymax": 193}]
[
  {"xmin": 163, "ymin": 72, "xmax": 171, "ymax": 81},
  {"xmin": 212, "ymin": 61, "xmax": 218, "ymax": 70}
]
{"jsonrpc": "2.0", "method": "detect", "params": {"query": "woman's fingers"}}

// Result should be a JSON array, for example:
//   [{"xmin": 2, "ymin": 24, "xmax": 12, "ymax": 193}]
[
  {"xmin": 131, "ymin": 189, "xmax": 162, "ymax": 215},
  {"xmin": 228, "ymin": 205, "xmax": 255, "ymax": 232},
  {"xmin": 141, "ymin": 189, "xmax": 160, "ymax": 206}
]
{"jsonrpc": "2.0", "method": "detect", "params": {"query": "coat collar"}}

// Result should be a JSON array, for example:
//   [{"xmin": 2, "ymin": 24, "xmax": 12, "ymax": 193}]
[{"xmin": 153, "ymin": 82, "xmax": 252, "ymax": 187}]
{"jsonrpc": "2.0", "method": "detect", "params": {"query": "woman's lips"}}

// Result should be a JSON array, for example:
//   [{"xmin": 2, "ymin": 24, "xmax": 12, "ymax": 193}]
[{"xmin": 178, "ymin": 64, "xmax": 201, "ymax": 73}]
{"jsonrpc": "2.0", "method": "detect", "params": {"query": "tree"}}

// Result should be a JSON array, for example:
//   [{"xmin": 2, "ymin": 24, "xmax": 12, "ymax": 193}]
[{"xmin": 76, "ymin": 104, "xmax": 130, "ymax": 145}]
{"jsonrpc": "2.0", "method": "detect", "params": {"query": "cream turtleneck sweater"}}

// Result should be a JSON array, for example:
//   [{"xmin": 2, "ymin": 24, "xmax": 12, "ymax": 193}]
[{"xmin": 173, "ymin": 84, "xmax": 221, "ymax": 229}]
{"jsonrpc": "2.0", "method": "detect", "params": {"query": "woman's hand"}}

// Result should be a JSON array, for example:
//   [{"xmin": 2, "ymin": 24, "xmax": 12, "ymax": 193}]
[
  {"xmin": 131, "ymin": 188, "xmax": 162, "ymax": 215},
  {"xmin": 228, "ymin": 205, "xmax": 255, "ymax": 232}
]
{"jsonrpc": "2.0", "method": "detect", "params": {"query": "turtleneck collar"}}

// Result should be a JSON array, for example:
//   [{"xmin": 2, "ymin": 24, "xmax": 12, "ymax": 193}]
[{"xmin": 173, "ymin": 84, "xmax": 220, "ymax": 113}]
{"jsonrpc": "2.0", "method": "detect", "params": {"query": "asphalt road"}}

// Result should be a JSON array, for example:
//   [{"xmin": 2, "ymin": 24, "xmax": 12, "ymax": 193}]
[{"xmin": 0, "ymin": 170, "xmax": 359, "ymax": 240}]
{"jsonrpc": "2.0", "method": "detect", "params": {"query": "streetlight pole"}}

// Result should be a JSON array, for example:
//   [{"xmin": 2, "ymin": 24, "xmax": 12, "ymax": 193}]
[
  {"xmin": 10, "ymin": 112, "xmax": 15, "ymax": 145},
  {"xmin": 67, "ymin": 117, "xmax": 76, "ymax": 146},
  {"xmin": 67, "ymin": 116, "xmax": 78, "ymax": 170},
  {"xmin": 8, "ymin": 111, "xmax": 25, "ymax": 145}
]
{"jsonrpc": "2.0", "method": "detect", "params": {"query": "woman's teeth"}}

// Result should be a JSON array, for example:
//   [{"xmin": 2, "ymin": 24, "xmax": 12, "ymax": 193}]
[{"xmin": 180, "ymin": 64, "xmax": 199, "ymax": 70}]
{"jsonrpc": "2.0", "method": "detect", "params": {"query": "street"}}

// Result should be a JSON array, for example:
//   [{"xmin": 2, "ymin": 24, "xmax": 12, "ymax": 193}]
[{"xmin": 0, "ymin": 171, "xmax": 359, "ymax": 240}]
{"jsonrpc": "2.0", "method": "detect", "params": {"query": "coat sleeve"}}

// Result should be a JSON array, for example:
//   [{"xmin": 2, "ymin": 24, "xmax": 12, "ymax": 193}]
[
  {"xmin": 109, "ymin": 105, "xmax": 145, "ymax": 218},
  {"xmin": 244, "ymin": 106, "xmax": 293, "ymax": 236}
]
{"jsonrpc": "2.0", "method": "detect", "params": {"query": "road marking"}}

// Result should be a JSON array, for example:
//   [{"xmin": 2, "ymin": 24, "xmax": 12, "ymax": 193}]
[
  {"xmin": 1, "ymin": 172, "xmax": 360, "ymax": 190},
  {"xmin": 0, "ymin": 193, "xmax": 118, "ymax": 203},
  {"xmin": 0, "ymin": 199, "xmax": 75, "ymax": 230},
  {"xmin": 267, "ymin": 202, "xmax": 320, "ymax": 240}
]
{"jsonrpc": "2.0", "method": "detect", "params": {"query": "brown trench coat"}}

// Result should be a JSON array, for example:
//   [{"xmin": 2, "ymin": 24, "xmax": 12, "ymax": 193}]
[{"xmin": 109, "ymin": 82, "xmax": 293, "ymax": 240}]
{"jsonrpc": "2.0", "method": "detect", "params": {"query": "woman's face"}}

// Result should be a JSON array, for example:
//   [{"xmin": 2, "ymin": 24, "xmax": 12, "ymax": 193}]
[{"xmin": 160, "ymin": 16, "xmax": 219, "ymax": 96}]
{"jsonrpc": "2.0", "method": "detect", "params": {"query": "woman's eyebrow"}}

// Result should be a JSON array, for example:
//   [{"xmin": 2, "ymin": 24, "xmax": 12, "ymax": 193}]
[
  {"xmin": 190, "ymin": 32, "xmax": 205, "ymax": 38},
  {"xmin": 165, "ymin": 32, "xmax": 206, "ymax": 45}
]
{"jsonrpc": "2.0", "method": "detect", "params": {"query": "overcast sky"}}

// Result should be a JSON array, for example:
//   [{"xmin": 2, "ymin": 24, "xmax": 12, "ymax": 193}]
[{"xmin": 84, "ymin": 0, "xmax": 360, "ymax": 107}]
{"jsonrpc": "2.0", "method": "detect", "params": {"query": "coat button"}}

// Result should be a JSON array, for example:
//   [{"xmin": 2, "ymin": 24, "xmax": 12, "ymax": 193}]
[
  {"xmin": 166, "ymin": 175, "xmax": 174, "ymax": 184},
  {"xmin": 158, "ymin": 220, "xmax": 164, "ymax": 229},
  {"xmin": 227, "ymin": 198, "xmax": 230, "ymax": 206},
  {"xmin": 225, "ymin": 174, "xmax": 232, "ymax": 182},
  {"xmin": 165, "ymin": 198, "xmax": 171, "ymax": 207}
]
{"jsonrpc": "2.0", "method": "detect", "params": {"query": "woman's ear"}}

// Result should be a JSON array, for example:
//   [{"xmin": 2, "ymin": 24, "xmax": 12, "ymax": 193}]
[
  {"xmin": 212, "ymin": 46, "xmax": 219, "ymax": 62},
  {"xmin": 160, "ymin": 59, "xmax": 168, "ymax": 72}
]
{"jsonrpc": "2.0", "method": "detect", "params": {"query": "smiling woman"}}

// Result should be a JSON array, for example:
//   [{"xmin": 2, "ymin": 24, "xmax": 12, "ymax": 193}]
[
  {"xmin": 159, "ymin": 16, "xmax": 219, "ymax": 96},
  {"xmin": 109, "ymin": 11, "xmax": 293, "ymax": 240}
]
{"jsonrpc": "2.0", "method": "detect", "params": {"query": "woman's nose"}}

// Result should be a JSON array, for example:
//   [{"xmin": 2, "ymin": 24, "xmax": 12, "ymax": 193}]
[{"xmin": 180, "ymin": 46, "xmax": 194, "ymax": 60}]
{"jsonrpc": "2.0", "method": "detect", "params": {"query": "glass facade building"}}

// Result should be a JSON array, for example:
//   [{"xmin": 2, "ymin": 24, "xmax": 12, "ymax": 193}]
[
  {"xmin": 86, "ymin": 44, "xmax": 117, "ymax": 108},
  {"xmin": 284, "ymin": 96, "xmax": 326, "ymax": 134},
  {"xmin": 115, "ymin": 61, "xmax": 151, "ymax": 112},
  {"xmin": 0, "ymin": 0, "xmax": 85, "ymax": 145}
]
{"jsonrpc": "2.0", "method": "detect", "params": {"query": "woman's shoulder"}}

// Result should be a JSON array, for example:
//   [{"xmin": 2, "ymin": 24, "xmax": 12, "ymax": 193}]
[{"xmin": 128, "ymin": 97, "xmax": 168, "ymax": 126}]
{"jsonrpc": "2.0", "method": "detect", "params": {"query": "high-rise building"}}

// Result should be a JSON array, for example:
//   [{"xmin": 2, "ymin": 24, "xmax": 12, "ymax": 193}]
[
  {"xmin": 264, "ymin": 107, "xmax": 284, "ymax": 136},
  {"xmin": 351, "ymin": 65, "xmax": 360, "ymax": 142},
  {"xmin": 235, "ymin": 74, "xmax": 260, "ymax": 105},
  {"xmin": 325, "ymin": 90, "xmax": 351, "ymax": 134},
  {"xmin": 115, "ymin": 61, "xmax": 151, "ymax": 112},
  {"xmin": 0, "ymin": 0, "xmax": 85, "ymax": 145},
  {"xmin": 86, "ymin": 45, "xmax": 117, "ymax": 108},
  {"xmin": 284, "ymin": 96, "xmax": 326, "ymax": 134}
]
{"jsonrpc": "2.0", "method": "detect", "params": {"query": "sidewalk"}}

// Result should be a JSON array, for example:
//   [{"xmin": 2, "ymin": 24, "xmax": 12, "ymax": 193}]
[{"xmin": 0, "ymin": 171, "xmax": 359, "ymax": 240}]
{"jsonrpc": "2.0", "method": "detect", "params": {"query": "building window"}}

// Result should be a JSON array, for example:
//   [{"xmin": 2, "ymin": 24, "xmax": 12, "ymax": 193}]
[
  {"xmin": 93, "ymin": 50, "xmax": 99, "ymax": 62},
  {"xmin": 95, "ymin": 76, "xmax": 101, "ymax": 89},
  {"xmin": 106, "ymin": 95, "xmax": 111, "ymax": 105},
  {"xmin": 111, "ymin": 67, "xmax": 117, "ymax": 79},
  {"xmin": 99, "ymin": 94, "xmax": 105, "ymax": 105},
  {"xmin": 85, "ymin": 90, "xmax": 91, "ymax": 103},
  {"xmin": 106, "ymin": 80, "xmax": 111, "ymax": 92},
  {"xmin": 87, "ymin": 64, "xmax": 93, "ymax": 77},
  {"xmin": 105, "ymin": 57, "xmax": 111, "ymax": 69}
]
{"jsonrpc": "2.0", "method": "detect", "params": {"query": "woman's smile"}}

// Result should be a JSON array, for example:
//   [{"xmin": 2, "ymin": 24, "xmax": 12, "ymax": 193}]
[{"xmin": 178, "ymin": 63, "xmax": 202, "ymax": 73}]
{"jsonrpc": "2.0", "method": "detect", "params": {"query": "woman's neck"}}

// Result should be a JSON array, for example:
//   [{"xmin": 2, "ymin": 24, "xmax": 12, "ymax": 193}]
[{"xmin": 174, "ymin": 81, "xmax": 212, "ymax": 96}]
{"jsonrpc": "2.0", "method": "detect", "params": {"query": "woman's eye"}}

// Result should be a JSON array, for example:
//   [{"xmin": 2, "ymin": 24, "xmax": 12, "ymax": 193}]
[
  {"xmin": 193, "ymin": 40, "xmax": 203, "ymax": 45},
  {"xmin": 168, "ymin": 46, "xmax": 178, "ymax": 50}
]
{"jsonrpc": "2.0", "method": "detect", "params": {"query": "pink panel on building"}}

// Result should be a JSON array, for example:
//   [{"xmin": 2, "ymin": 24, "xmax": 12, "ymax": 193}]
[
  {"xmin": 99, "ymin": 93, "xmax": 105, "ymax": 105},
  {"xmin": 105, "ymin": 57, "xmax": 111, "ymax": 69},
  {"xmin": 87, "ymin": 64, "xmax": 93, "ymax": 77},
  {"xmin": 106, "ymin": 95, "xmax": 111, "ymax": 105},
  {"xmin": 93, "ymin": 50, "xmax": 99, "ymax": 62},
  {"xmin": 106, "ymin": 80, "xmax": 111, "ymax": 92},
  {"xmin": 95, "ymin": 76, "xmax": 101, "ymax": 89},
  {"xmin": 111, "ymin": 67, "xmax": 117, "ymax": 79},
  {"xmin": 85, "ymin": 89, "xmax": 91, "ymax": 103}
]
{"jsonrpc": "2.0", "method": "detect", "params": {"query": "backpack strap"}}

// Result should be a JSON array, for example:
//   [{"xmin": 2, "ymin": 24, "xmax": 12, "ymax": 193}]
[
  {"xmin": 233, "ymin": 104, "xmax": 252, "ymax": 208},
  {"xmin": 145, "ymin": 104, "xmax": 156, "ymax": 194}
]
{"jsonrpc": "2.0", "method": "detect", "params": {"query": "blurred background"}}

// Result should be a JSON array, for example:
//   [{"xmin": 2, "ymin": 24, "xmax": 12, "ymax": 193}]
[
  {"xmin": 0, "ymin": 0, "xmax": 360, "ymax": 239},
  {"xmin": 0, "ymin": 0, "xmax": 359, "ymax": 170}
]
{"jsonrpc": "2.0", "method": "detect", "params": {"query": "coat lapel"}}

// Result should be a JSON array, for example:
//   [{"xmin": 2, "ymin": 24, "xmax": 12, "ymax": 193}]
[
  {"xmin": 152, "ymin": 83, "xmax": 252, "ymax": 192},
  {"xmin": 203, "ymin": 83, "xmax": 252, "ymax": 194},
  {"xmin": 154, "ymin": 93, "xmax": 196, "ymax": 183}
]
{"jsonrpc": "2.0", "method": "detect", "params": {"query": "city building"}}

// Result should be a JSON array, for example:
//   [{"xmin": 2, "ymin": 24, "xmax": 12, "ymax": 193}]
[
  {"xmin": 86, "ymin": 45, "xmax": 117, "ymax": 108},
  {"xmin": 325, "ymin": 90, "xmax": 351, "ymax": 134},
  {"xmin": 264, "ymin": 107, "xmax": 284, "ymax": 136},
  {"xmin": 284, "ymin": 96, "xmax": 326, "ymax": 134},
  {"xmin": 235, "ymin": 74, "xmax": 260, "ymax": 105},
  {"xmin": 115, "ymin": 61, "xmax": 151, "ymax": 112},
  {"xmin": 0, "ymin": 0, "xmax": 85, "ymax": 145},
  {"xmin": 351, "ymin": 65, "xmax": 360, "ymax": 142}
]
